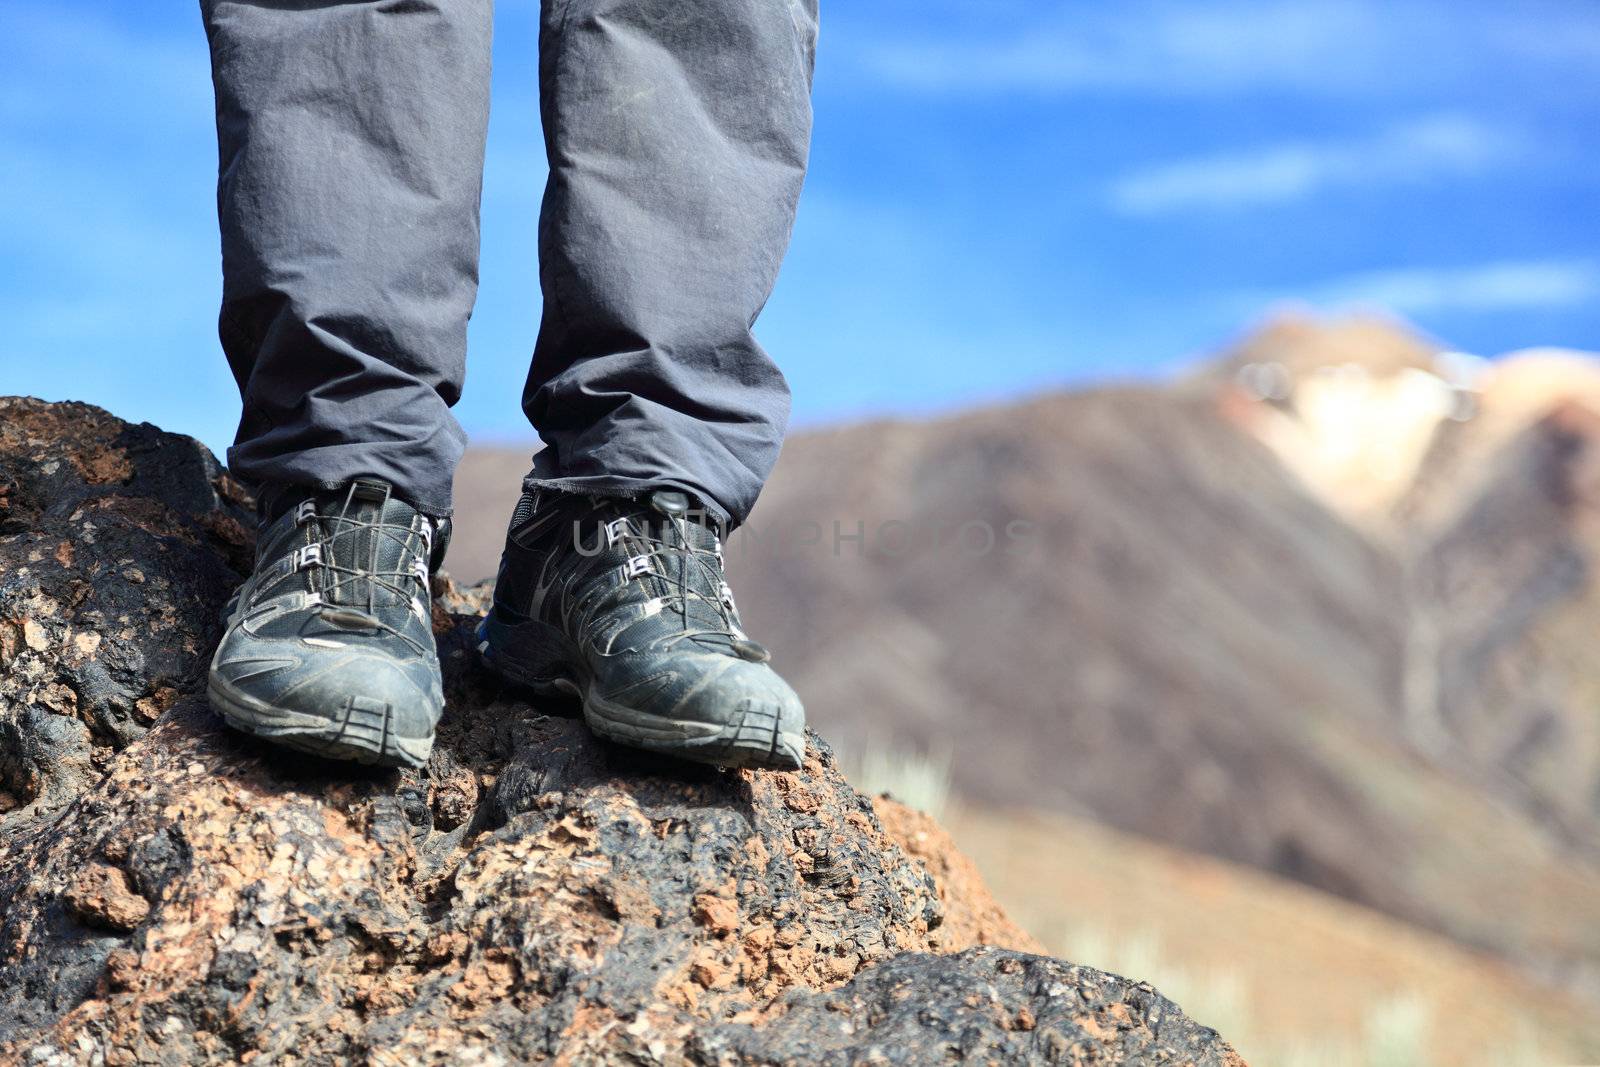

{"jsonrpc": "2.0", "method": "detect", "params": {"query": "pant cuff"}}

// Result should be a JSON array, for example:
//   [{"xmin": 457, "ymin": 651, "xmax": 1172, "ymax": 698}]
[{"xmin": 522, "ymin": 475, "xmax": 733, "ymax": 531}]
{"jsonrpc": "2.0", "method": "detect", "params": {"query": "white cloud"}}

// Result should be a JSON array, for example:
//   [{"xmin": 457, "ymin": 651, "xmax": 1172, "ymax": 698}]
[
  {"xmin": 854, "ymin": 2, "xmax": 1383, "ymax": 95},
  {"xmin": 848, "ymin": 0, "xmax": 1600, "ymax": 97},
  {"xmin": 1109, "ymin": 115, "xmax": 1507, "ymax": 215},
  {"xmin": 1244, "ymin": 259, "xmax": 1600, "ymax": 316}
]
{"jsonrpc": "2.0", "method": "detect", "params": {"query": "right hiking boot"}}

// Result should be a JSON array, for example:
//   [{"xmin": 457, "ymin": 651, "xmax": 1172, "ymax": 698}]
[{"xmin": 207, "ymin": 479, "xmax": 446, "ymax": 769}]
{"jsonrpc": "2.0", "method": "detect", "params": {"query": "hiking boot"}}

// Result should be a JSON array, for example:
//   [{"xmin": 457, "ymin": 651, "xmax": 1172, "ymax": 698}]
[
  {"xmin": 477, "ymin": 486, "xmax": 804, "ymax": 770},
  {"xmin": 208, "ymin": 479, "xmax": 446, "ymax": 768}
]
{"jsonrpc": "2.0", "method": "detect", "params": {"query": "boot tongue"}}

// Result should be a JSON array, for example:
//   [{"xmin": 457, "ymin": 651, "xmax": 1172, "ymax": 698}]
[
  {"xmin": 317, "ymin": 480, "xmax": 420, "ymax": 611},
  {"xmin": 350, "ymin": 479, "xmax": 390, "ymax": 505}
]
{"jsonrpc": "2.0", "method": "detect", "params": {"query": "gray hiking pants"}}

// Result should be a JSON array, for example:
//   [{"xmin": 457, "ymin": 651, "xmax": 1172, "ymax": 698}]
[{"xmin": 201, "ymin": 0, "xmax": 817, "ymax": 525}]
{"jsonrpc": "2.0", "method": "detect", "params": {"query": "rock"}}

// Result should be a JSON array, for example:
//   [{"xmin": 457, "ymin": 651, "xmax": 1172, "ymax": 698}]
[
  {"xmin": 871, "ymin": 796, "xmax": 1043, "ymax": 954},
  {"xmin": 696, "ymin": 950, "xmax": 1247, "ymax": 1067},
  {"xmin": 0, "ymin": 398, "xmax": 1242, "ymax": 1065},
  {"xmin": 0, "ymin": 396, "xmax": 252, "ymax": 827},
  {"xmin": 62, "ymin": 863, "xmax": 151, "ymax": 933}
]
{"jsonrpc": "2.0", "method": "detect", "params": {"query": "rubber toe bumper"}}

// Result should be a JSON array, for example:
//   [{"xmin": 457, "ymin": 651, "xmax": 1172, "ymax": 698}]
[{"xmin": 208, "ymin": 655, "xmax": 439, "ymax": 769}]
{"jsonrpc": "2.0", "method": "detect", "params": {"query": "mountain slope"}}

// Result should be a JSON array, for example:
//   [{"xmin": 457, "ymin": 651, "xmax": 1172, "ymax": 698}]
[{"xmin": 719, "ymin": 376, "xmax": 1600, "ymax": 977}]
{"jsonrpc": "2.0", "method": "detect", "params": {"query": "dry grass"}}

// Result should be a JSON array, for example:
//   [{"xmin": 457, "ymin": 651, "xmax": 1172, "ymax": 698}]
[
  {"xmin": 836, "ymin": 739, "xmax": 952, "ymax": 819},
  {"xmin": 943, "ymin": 803, "xmax": 1600, "ymax": 1067}
]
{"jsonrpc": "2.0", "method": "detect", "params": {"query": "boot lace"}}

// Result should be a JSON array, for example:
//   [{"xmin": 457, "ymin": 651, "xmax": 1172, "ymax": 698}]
[
  {"xmin": 560, "ymin": 504, "xmax": 768, "ymax": 661},
  {"xmin": 293, "ymin": 484, "xmax": 433, "ymax": 652}
]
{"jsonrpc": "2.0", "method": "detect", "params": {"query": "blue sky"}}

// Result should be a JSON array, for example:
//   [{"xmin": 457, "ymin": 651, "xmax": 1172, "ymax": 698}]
[{"xmin": 3, "ymin": 0, "xmax": 1599, "ymax": 457}]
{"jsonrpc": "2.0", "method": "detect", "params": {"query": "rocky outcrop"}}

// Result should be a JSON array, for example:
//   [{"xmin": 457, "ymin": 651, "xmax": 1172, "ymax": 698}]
[
  {"xmin": 0, "ymin": 398, "xmax": 1240, "ymax": 1065},
  {"xmin": 0, "ymin": 397, "xmax": 253, "ymax": 823}
]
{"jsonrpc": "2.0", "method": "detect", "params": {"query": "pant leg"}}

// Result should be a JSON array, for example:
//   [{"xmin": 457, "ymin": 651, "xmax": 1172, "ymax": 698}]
[
  {"xmin": 201, "ymin": 0, "xmax": 493, "ymax": 518},
  {"xmin": 524, "ymin": 0, "xmax": 819, "ymax": 527}
]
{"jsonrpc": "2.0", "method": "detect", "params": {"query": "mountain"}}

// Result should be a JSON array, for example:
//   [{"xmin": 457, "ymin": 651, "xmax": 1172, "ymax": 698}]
[
  {"xmin": 444, "ymin": 313, "xmax": 1600, "ymax": 997},
  {"xmin": 0, "ymin": 397, "xmax": 1241, "ymax": 1065}
]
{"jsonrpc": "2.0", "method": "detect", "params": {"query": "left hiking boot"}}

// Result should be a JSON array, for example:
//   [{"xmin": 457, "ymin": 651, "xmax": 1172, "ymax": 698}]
[{"xmin": 477, "ymin": 486, "xmax": 805, "ymax": 770}]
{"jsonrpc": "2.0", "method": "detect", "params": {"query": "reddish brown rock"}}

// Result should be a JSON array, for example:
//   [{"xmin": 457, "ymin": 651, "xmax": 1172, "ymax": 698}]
[
  {"xmin": 63, "ymin": 863, "xmax": 150, "ymax": 933},
  {"xmin": 872, "ymin": 796, "xmax": 1044, "ymax": 954}
]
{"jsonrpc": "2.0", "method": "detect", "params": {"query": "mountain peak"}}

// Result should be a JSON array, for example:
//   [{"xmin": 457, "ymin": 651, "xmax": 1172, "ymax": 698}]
[
  {"xmin": 1209, "ymin": 309, "xmax": 1443, "ymax": 385},
  {"xmin": 1203, "ymin": 312, "xmax": 1463, "ymax": 521}
]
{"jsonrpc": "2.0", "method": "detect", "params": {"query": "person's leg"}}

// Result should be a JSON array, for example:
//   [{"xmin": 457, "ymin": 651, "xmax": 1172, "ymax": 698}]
[
  {"xmin": 481, "ymin": 0, "xmax": 818, "ymax": 770},
  {"xmin": 201, "ymin": 0, "xmax": 491, "ymax": 768},
  {"xmin": 202, "ymin": 0, "xmax": 493, "ymax": 519},
  {"xmin": 523, "ymin": 0, "xmax": 820, "ymax": 526}
]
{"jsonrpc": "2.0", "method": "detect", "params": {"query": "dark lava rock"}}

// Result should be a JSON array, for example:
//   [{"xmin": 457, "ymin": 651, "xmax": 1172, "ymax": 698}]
[
  {"xmin": 0, "ymin": 397, "xmax": 1243, "ymax": 1065},
  {"xmin": 0, "ymin": 397, "xmax": 252, "ymax": 825}
]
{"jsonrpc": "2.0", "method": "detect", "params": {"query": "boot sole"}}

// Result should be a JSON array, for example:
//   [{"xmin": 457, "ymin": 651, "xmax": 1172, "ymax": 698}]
[
  {"xmin": 476, "ymin": 617, "xmax": 803, "ymax": 771},
  {"xmin": 207, "ymin": 672, "xmax": 434, "ymax": 769}
]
